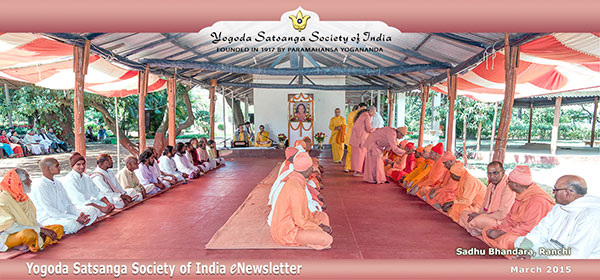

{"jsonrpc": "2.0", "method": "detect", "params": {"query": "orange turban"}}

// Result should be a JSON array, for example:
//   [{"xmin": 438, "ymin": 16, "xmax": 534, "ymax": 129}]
[
  {"xmin": 431, "ymin": 143, "xmax": 444, "ymax": 155},
  {"xmin": 423, "ymin": 144, "xmax": 433, "ymax": 153},
  {"xmin": 0, "ymin": 169, "xmax": 28, "ymax": 202},
  {"xmin": 450, "ymin": 162, "xmax": 465, "ymax": 176},
  {"xmin": 294, "ymin": 152, "xmax": 312, "ymax": 172},
  {"xmin": 508, "ymin": 165, "xmax": 533, "ymax": 186},
  {"xmin": 294, "ymin": 140, "xmax": 306, "ymax": 149},
  {"xmin": 285, "ymin": 147, "xmax": 298, "ymax": 159},
  {"xmin": 441, "ymin": 151, "xmax": 456, "ymax": 162},
  {"xmin": 416, "ymin": 146, "xmax": 424, "ymax": 153}
]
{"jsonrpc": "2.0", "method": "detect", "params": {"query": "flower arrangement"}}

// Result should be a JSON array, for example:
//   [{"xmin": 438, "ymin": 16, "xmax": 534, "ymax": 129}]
[
  {"xmin": 278, "ymin": 133, "xmax": 287, "ymax": 142},
  {"xmin": 315, "ymin": 132, "xmax": 326, "ymax": 143},
  {"xmin": 289, "ymin": 114, "xmax": 313, "ymax": 123}
]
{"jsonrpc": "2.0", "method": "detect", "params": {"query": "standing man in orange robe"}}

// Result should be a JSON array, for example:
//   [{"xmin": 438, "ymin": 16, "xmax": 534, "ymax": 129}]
[
  {"xmin": 459, "ymin": 161, "xmax": 516, "ymax": 236},
  {"xmin": 482, "ymin": 165, "xmax": 554, "ymax": 250},
  {"xmin": 269, "ymin": 152, "xmax": 333, "ymax": 250},
  {"xmin": 349, "ymin": 107, "xmax": 375, "ymax": 176},
  {"xmin": 363, "ymin": 127, "xmax": 407, "ymax": 184},
  {"xmin": 328, "ymin": 108, "xmax": 347, "ymax": 163},
  {"xmin": 446, "ymin": 163, "xmax": 487, "ymax": 222}
]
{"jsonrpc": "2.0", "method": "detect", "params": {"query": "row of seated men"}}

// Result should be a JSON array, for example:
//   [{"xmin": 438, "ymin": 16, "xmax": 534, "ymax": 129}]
[
  {"xmin": 268, "ymin": 137, "xmax": 333, "ymax": 250},
  {"xmin": 382, "ymin": 141, "xmax": 600, "ymax": 258},
  {"xmin": 0, "ymin": 138, "xmax": 225, "ymax": 253}
]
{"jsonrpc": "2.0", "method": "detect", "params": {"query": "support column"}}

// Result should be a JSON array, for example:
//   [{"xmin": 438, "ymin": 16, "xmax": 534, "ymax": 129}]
[
  {"xmin": 115, "ymin": 97, "xmax": 120, "ymax": 171},
  {"xmin": 446, "ymin": 70, "xmax": 458, "ymax": 152},
  {"xmin": 244, "ymin": 96, "xmax": 249, "ymax": 121},
  {"xmin": 223, "ymin": 87, "xmax": 227, "ymax": 148},
  {"xmin": 592, "ymin": 97, "xmax": 598, "ymax": 147},
  {"xmin": 209, "ymin": 79, "xmax": 217, "ymax": 140},
  {"xmin": 527, "ymin": 103, "xmax": 533, "ymax": 143},
  {"xmin": 387, "ymin": 89, "xmax": 394, "ymax": 127},
  {"xmin": 550, "ymin": 97, "xmax": 562, "ymax": 155},
  {"xmin": 489, "ymin": 101, "xmax": 499, "ymax": 160},
  {"xmin": 493, "ymin": 34, "xmax": 519, "ymax": 163},
  {"xmin": 396, "ymin": 92, "xmax": 406, "ymax": 127},
  {"xmin": 431, "ymin": 93, "xmax": 441, "ymax": 140},
  {"xmin": 167, "ymin": 74, "xmax": 176, "ymax": 146},
  {"xmin": 137, "ymin": 65, "xmax": 149, "ymax": 154},
  {"xmin": 73, "ymin": 40, "xmax": 90, "ymax": 157},
  {"xmin": 4, "ymin": 83, "xmax": 12, "ymax": 127},
  {"xmin": 418, "ymin": 84, "xmax": 429, "ymax": 147},
  {"xmin": 377, "ymin": 91, "xmax": 382, "ymax": 115}
]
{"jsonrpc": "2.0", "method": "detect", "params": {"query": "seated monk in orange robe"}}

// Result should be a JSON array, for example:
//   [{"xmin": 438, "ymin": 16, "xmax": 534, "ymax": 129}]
[
  {"xmin": 482, "ymin": 165, "xmax": 554, "ymax": 250},
  {"xmin": 407, "ymin": 142, "xmax": 444, "ymax": 195},
  {"xmin": 384, "ymin": 140, "xmax": 408, "ymax": 176},
  {"xmin": 446, "ymin": 163, "xmax": 487, "ymax": 222},
  {"xmin": 389, "ymin": 142, "xmax": 416, "ymax": 182},
  {"xmin": 459, "ymin": 161, "xmax": 515, "ymax": 236},
  {"xmin": 401, "ymin": 145, "xmax": 432, "ymax": 189},
  {"xmin": 420, "ymin": 151, "xmax": 458, "ymax": 203},
  {"xmin": 269, "ymin": 152, "xmax": 333, "ymax": 250}
]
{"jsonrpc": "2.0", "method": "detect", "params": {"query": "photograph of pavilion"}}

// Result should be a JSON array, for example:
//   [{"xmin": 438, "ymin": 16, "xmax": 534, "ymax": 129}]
[{"xmin": 0, "ymin": 28, "xmax": 598, "ymax": 262}]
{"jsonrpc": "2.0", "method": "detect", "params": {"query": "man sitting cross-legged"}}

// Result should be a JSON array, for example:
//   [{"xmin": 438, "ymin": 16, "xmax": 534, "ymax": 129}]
[
  {"xmin": 135, "ymin": 150, "xmax": 168, "ymax": 193},
  {"xmin": 0, "ymin": 168, "xmax": 64, "ymax": 252},
  {"xmin": 29, "ymin": 158, "xmax": 101, "ymax": 234},
  {"xmin": 117, "ymin": 156, "xmax": 157, "ymax": 198},
  {"xmin": 158, "ymin": 145, "xmax": 187, "ymax": 182},
  {"xmin": 90, "ymin": 154, "xmax": 142, "ymax": 209},
  {"xmin": 62, "ymin": 152, "xmax": 116, "ymax": 216}
]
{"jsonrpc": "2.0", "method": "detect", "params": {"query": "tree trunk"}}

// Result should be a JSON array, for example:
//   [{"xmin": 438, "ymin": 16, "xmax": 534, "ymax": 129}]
[
  {"xmin": 225, "ymin": 97, "xmax": 245, "ymax": 127},
  {"xmin": 476, "ymin": 118, "xmax": 482, "ymax": 153},
  {"xmin": 153, "ymin": 85, "xmax": 195, "ymax": 154},
  {"xmin": 87, "ymin": 99, "xmax": 139, "ymax": 156}
]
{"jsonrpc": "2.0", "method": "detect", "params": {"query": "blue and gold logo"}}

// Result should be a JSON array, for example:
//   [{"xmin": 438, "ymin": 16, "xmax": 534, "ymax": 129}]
[{"xmin": 289, "ymin": 10, "xmax": 310, "ymax": 32}]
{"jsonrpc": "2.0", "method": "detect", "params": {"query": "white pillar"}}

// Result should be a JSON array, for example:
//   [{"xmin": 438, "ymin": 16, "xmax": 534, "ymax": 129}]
[
  {"xmin": 222, "ymin": 88, "xmax": 227, "ymax": 148},
  {"xmin": 114, "ymin": 97, "xmax": 120, "ymax": 172},
  {"xmin": 396, "ymin": 92, "xmax": 406, "ymax": 127},
  {"xmin": 431, "ymin": 94, "xmax": 441, "ymax": 140},
  {"xmin": 377, "ymin": 91, "xmax": 382, "ymax": 114},
  {"xmin": 244, "ymin": 96, "xmax": 249, "ymax": 122},
  {"xmin": 445, "ymin": 102, "xmax": 456, "ymax": 152}
]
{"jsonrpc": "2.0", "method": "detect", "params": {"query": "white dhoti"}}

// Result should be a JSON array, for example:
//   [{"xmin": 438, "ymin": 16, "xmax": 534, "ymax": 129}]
[{"xmin": 43, "ymin": 205, "xmax": 102, "ymax": 234}]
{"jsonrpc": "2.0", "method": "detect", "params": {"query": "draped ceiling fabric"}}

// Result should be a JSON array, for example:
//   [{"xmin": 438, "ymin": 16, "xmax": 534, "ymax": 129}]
[
  {"xmin": 0, "ymin": 33, "xmax": 166, "ymax": 97},
  {"xmin": 431, "ymin": 33, "xmax": 600, "ymax": 102}
]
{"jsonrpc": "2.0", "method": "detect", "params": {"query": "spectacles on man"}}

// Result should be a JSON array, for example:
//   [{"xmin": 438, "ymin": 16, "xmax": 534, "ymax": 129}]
[{"xmin": 552, "ymin": 188, "xmax": 572, "ymax": 193}]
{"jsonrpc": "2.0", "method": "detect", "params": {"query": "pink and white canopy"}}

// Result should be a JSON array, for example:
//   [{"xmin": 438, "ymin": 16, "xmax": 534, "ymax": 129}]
[
  {"xmin": 0, "ymin": 33, "xmax": 166, "ymax": 97},
  {"xmin": 431, "ymin": 33, "xmax": 600, "ymax": 102}
]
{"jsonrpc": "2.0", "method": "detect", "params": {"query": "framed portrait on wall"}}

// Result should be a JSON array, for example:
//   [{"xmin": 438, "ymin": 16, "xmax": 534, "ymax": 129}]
[{"xmin": 288, "ymin": 93, "xmax": 314, "ymax": 145}]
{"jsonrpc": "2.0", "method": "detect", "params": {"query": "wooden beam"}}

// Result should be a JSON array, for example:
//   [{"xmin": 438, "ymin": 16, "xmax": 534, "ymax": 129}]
[
  {"xmin": 489, "ymin": 102, "xmax": 498, "ymax": 160},
  {"xmin": 73, "ymin": 40, "xmax": 90, "ymax": 157},
  {"xmin": 446, "ymin": 70, "xmax": 457, "ymax": 152},
  {"xmin": 493, "ymin": 34, "xmax": 520, "ymax": 163},
  {"xmin": 3, "ymin": 83, "xmax": 11, "ymax": 127},
  {"xmin": 138, "ymin": 65, "xmax": 149, "ymax": 154},
  {"xmin": 527, "ymin": 103, "xmax": 533, "ymax": 143},
  {"xmin": 550, "ymin": 97, "xmax": 562, "ymax": 155},
  {"xmin": 167, "ymin": 74, "xmax": 177, "ymax": 146},
  {"xmin": 592, "ymin": 97, "xmax": 598, "ymax": 148},
  {"xmin": 209, "ymin": 79, "xmax": 217, "ymax": 140},
  {"xmin": 387, "ymin": 89, "xmax": 394, "ymax": 127},
  {"xmin": 418, "ymin": 84, "xmax": 429, "ymax": 147}
]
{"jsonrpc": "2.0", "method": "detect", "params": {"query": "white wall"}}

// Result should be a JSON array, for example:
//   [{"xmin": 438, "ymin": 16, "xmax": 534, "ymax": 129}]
[{"xmin": 253, "ymin": 75, "xmax": 346, "ymax": 143}]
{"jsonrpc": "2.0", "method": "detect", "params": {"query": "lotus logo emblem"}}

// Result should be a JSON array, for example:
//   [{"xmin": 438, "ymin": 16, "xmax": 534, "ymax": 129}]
[{"xmin": 289, "ymin": 10, "xmax": 310, "ymax": 32}]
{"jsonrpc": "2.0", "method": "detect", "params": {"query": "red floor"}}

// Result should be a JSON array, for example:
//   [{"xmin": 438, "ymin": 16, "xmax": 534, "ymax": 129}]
[{"xmin": 17, "ymin": 155, "xmax": 500, "ymax": 260}]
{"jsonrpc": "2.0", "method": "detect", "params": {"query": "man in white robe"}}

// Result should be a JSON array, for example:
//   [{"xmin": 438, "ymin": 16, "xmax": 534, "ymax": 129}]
[
  {"xmin": 515, "ymin": 175, "xmax": 600, "ymax": 259},
  {"xmin": 62, "ymin": 153, "xmax": 115, "ymax": 216},
  {"xmin": 198, "ymin": 139, "xmax": 218, "ymax": 170},
  {"xmin": 207, "ymin": 140, "xmax": 225, "ymax": 166},
  {"xmin": 134, "ymin": 150, "xmax": 169, "ymax": 191},
  {"xmin": 23, "ymin": 130, "xmax": 42, "ymax": 155},
  {"xmin": 90, "ymin": 154, "xmax": 141, "ymax": 209},
  {"xmin": 370, "ymin": 107, "xmax": 384, "ymax": 129},
  {"xmin": 145, "ymin": 147, "xmax": 178, "ymax": 186},
  {"xmin": 158, "ymin": 145, "xmax": 186, "ymax": 182},
  {"xmin": 34, "ymin": 130, "xmax": 53, "ymax": 154},
  {"xmin": 174, "ymin": 143, "xmax": 201, "ymax": 179},
  {"xmin": 29, "ymin": 158, "xmax": 101, "ymax": 234}
]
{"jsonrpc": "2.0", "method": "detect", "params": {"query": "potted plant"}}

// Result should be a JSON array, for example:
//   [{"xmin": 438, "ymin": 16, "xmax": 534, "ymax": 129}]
[
  {"xmin": 315, "ymin": 132, "xmax": 326, "ymax": 150},
  {"xmin": 277, "ymin": 133, "xmax": 287, "ymax": 149}
]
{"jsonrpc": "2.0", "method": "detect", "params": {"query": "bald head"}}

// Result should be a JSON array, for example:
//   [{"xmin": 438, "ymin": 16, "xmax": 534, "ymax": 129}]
[
  {"xmin": 554, "ymin": 175, "xmax": 587, "ymax": 205},
  {"xmin": 39, "ymin": 157, "xmax": 58, "ymax": 170},
  {"xmin": 39, "ymin": 157, "xmax": 61, "ymax": 179}
]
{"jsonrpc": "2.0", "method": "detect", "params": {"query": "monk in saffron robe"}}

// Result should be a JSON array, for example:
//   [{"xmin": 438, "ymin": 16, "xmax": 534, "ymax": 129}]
[
  {"xmin": 408, "ymin": 143, "xmax": 444, "ymax": 196},
  {"xmin": 482, "ymin": 165, "xmax": 554, "ymax": 250},
  {"xmin": 402, "ymin": 144, "xmax": 432, "ymax": 189},
  {"xmin": 328, "ymin": 108, "xmax": 347, "ymax": 163},
  {"xmin": 459, "ymin": 161, "xmax": 516, "ymax": 236},
  {"xmin": 389, "ymin": 142, "xmax": 416, "ymax": 182},
  {"xmin": 254, "ymin": 125, "xmax": 272, "ymax": 147},
  {"xmin": 0, "ymin": 169, "xmax": 63, "ymax": 252},
  {"xmin": 446, "ymin": 163, "xmax": 487, "ymax": 222},
  {"xmin": 363, "ymin": 127, "xmax": 407, "ymax": 184},
  {"xmin": 269, "ymin": 152, "xmax": 333, "ymax": 250},
  {"xmin": 349, "ymin": 107, "xmax": 375, "ymax": 176},
  {"xmin": 385, "ymin": 140, "xmax": 408, "ymax": 176},
  {"xmin": 344, "ymin": 103, "xmax": 367, "ymax": 172},
  {"xmin": 420, "ymin": 151, "xmax": 457, "ymax": 203}
]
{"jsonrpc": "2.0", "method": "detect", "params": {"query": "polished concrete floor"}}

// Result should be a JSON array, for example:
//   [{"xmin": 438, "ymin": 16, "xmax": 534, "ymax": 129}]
[{"xmin": 16, "ymin": 156, "xmax": 499, "ymax": 260}]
